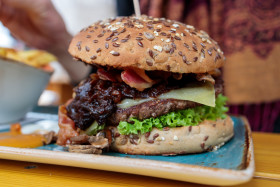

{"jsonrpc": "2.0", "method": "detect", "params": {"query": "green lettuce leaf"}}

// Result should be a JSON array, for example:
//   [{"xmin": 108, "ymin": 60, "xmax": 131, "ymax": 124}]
[{"xmin": 118, "ymin": 94, "xmax": 229, "ymax": 135}]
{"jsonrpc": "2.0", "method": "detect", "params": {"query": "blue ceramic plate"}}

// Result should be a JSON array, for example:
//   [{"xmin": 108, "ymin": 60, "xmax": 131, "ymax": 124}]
[{"xmin": 0, "ymin": 114, "xmax": 254, "ymax": 186}]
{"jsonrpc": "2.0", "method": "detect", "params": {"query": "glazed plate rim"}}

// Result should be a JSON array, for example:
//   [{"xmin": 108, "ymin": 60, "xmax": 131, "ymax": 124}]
[{"xmin": 0, "ymin": 116, "xmax": 254, "ymax": 186}]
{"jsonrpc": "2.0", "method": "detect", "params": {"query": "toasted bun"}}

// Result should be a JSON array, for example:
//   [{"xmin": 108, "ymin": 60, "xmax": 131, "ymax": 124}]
[
  {"xmin": 69, "ymin": 15, "xmax": 225, "ymax": 74},
  {"xmin": 110, "ymin": 116, "xmax": 233, "ymax": 155}
]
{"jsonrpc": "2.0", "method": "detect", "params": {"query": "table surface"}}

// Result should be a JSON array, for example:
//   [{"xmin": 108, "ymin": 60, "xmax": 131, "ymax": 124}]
[{"xmin": 0, "ymin": 132, "xmax": 279, "ymax": 187}]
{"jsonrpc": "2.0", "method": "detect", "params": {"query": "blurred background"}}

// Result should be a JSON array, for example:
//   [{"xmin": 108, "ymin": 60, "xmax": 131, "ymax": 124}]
[{"xmin": 0, "ymin": 0, "xmax": 279, "ymax": 132}]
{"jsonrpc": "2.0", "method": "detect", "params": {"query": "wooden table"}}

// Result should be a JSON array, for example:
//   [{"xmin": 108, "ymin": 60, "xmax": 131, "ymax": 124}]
[{"xmin": 0, "ymin": 132, "xmax": 279, "ymax": 186}]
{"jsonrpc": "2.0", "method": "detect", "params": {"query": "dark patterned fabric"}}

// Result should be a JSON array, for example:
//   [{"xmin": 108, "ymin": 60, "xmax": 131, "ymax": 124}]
[{"xmin": 140, "ymin": 0, "xmax": 280, "ymax": 132}]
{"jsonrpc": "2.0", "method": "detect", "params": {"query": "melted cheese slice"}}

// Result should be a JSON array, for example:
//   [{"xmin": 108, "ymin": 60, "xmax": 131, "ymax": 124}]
[{"xmin": 117, "ymin": 82, "xmax": 215, "ymax": 109}]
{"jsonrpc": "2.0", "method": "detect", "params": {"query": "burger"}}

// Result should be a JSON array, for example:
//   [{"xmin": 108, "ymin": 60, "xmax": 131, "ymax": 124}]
[{"xmin": 57, "ymin": 15, "xmax": 234, "ymax": 155}]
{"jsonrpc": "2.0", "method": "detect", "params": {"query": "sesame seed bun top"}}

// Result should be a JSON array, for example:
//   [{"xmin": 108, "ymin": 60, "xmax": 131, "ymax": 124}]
[{"xmin": 68, "ymin": 15, "xmax": 225, "ymax": 74}]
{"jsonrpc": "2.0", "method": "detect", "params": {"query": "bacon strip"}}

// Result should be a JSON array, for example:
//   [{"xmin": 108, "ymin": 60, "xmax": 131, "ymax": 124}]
[
  {"xmin": 121, "ymin": 68, "xmax": 154, "ymax": 91},
  {"xmin": 57, "ymin": 105, "xmax": 78, "ymax": 145}
]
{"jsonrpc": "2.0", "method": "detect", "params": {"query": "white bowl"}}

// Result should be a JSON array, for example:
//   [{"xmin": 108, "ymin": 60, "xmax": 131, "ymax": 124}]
[{"xmin": 0, "ymin": 57, "xmax": 51, "ymax": 124}]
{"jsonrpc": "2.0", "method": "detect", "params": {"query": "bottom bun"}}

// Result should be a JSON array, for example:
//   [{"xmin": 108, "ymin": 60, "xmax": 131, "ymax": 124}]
[{"xmin": 110, "ymin": 116, "xmax": 234, "ymax": 155}]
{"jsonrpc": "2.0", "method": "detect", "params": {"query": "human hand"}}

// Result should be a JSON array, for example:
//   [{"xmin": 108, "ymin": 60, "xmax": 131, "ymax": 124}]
[
  {"xmin": 0, "ymin": 0, "xmax": 71, "ymax": 50},
  {"xmin": 0, "ymin": 0, "xmax": 91, "ymax": 83}
]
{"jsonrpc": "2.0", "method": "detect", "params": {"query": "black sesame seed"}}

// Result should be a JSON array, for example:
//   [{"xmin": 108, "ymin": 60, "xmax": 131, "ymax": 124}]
[
  {"xmin": 109, "ymin": 32, "xmax": 115, "ymax": 37},
  {"xmin": 178, "ymin": 51, "xmax": 183, "ymax": 56},
  {"xmin": 93, "ymin": 40, "xmax": 98, "ymax": 43},
  {"xmin": 90, "ymin": 55, "xmax": 97, "ymax": 60},
  {"xmin": 105, "ymin": 42, "xmax": 109, "ymax": 49},
  {"xmin": 96, "ymin": 48, "xmax": 101, "ymax": 53},
  {"xmin": 125, "ymin": 34, "xmax": 131, "ymax": 39},
  {"xmin": 120, "ymin": 28, "xmax": 126, "ymax": 33},
  {"xmin": 112, "ymin": 43, "xmax": 120, "ymax": 47},
  {"xmin": 89, "ymin": 30, "xmax": 94, "ymax": 33},
  {"xmin": 200, "ymin": 43, "xmax": 206, "ymax": 48},
  {"xmin": 101, "ymin": 25, "xmax": 106, "ymax": 28},
  {"xmin": 183, "ymin": 55, "xmax": 191, "ymax": 64},
  {"xmin": 169, "ymin": 30, "xmax": 176, "ymax": 33},
  {"xmin": 121, "ymin": 38, "xmax": 128, "ymax": 43},
  {"xmin": 153, "ymin": 133, "xmax": 159, "ymax": 140},
  {"xmin": 139, "ymin": 33, "xmax": 143, "ymax": 36},
  {"xmin": 97, "ymin": 33, "xmax": 104, "ymax": 38},
  {"xmin": 86, "ymin": 35, "xmax": 91, "ymax": 38},
  {"xmin": 192, "ymin": 41, "xmax": 198, "ymax": 51},
  {"xmin": 156, "ymin": 29, "xmax": 161, "ymax": 32},
  {"xmin": 148, "ymin": 50, "xmax": 154, "ymax": 58},
  {"xmin": 193, "ymin": 57, "xmax": 198, "ymax": 62},
  {"xmin": 111, "ymin": 51, "xmax": 120, "ymax": 56},
  {"xmin": 85, "ymin": 46, "xmax": 90, "ymax": 52},
  {"xmin": 136, "ymin": 37, "xmax": 143, "ymax": 40},
  {"xmin": 112, "ymin": 37, "xmax": 119, "ymax": 42},
  {"xmin": 174, "ymin": 36, "xmax": 181, "ymax": 40},
  {"xmin": 106, "ymin": 37, "xmax": 112, "ymax": 41},
  {"xmin": 183, "ymin": 43, "xmax": 190, "ymax": 50},
  {"xmin": 146, "ymin": 59, "xmax": 153, "ymax": 66},
  {"xmin": 171, "ymin": 43, "xmax": 176, "ymax": 49},
  {"xmin": 201, "ymin": 143, "xmax": 205, "ymax": 149},
  {"xmin": 207, "ymin": 49, "xmax": 212, "ymax": 56},
  {"xmin": 102, "ymin": 30, "xmax": 106, "ymax": 34},
  {"xmin": 138, "ymin": 41, "xmax": 143, "ymax": 47},
  {"xmin": 169, "ymin": 48, "xmax": 174, "ymax": 54},
  {"xmin": 160, "ymin": 32, "xmax": 167, "ymax": 36}
]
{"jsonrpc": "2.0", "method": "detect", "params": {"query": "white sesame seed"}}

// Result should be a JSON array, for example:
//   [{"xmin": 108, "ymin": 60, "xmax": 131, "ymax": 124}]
[
  {"xmin": 110, "ymin": 50, "xmax": 116, "ymax": 54},
  {"xmin": 161, "ymin": 137, "xmax": 165, "ymax": 141},
  {"xmin": 172, "ymin": 23, "xmax": 179, "ymax": 28},
  {"xmin": 157, "ymin": 25, "xmax": 162, "ymax": 28},
  {"xmin": 217, "ymin": 48, "xmax": 222, "ymax": 53},
  {"xmin": 153, "ymin": 45, "xmax": 163, "ymax": 52},
  {"xmin": 207, "ymin": 39, "xmax": 212, "ymax": 44},
  {"xmin": 171, "ymin": 28, "xmax": 176, "ymax": 31},
  {"xmin": 181, "ymin": 33, "xmax": 184, "ymax": 37},
  {"xmin": 185, "ymin": 29, "xmax": 190, "ymax": 33},
  {"xmin": 173, "ymin": 136, "xmax": 179, "ymax": 141},
  {"xmin": 116, "ymin": 22, "xmax": 122, "ymax": 25},
  {"xmin": 153, "ymin": 31, "xmax": 159, "ymax": 36},
  {"xmin": 175, "ymin": 33, "xmax": 180, "ymax": 37},
  {"xmin": 186, "ymin": 25, "xmax": 194, "ymax": 29},
  {"xmin": 135, "ymin": 24, "xmax": 144, "ymax": 28},
  {"xmin": 161, "ymin": 38, "xmax": 164, "ymax": 41},
  {"xmin": 165, "ymin": 39, "xmax": 170, "ymax": 43}
]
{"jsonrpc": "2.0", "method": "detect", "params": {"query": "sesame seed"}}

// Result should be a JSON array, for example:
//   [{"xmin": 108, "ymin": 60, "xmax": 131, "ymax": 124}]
[
  {"xmin": 105, "ymin": 42, "xmax": 109, "ymax": 49},
  {"xmin": 96, "ymin": 48, "xmax": 101, "ymax": 53},
  {"xmin": 172, "ymin": 23, "xmax": 179, "ymax": 28},
  {"xmin": 120, "ymin": 28, "xmax": 126, "ymax": 33},
  {"xmin": 178, "ymin": 51, "xmax": 183, "ymax": 56},
  {"xmin": 139, "ymin": 33, "xmax": 143, "ymax": 36},
  {"xmin": 97, "ymin": 33, "xmax": 104, "ymax": 37},
  {"xmin": 193, "ymin": 57, "xmax": 198, "ymax": 62},
  {"xmin": 153, "ymin": 45, "xmax": 163, "ymax": 52},
  {"xmin": 207, "ymin": 49, "xmax": 212, "ymax": 56},
  {"xmin": 146, "ymin": 59, "xmax": 153, "ymax": 66},
  {"xmin": 144, "ymin": 32, "xmax": 155, "ymax": 40},
  {"xmin": 93, "ymin": 40, "xmax": 99, "ymax": 43},
  {"xmin": 174, "ymin": 36, "xmax": 181, "ymax": 40},
  {"xmin": 106, "ymin": 37, "xmax": 112, "ymax": 41},
  {"xmin": 161, "ymin": 38, "xmax": 164, "ymax": 41},
  {"xmin": 148, "ymin": 49, "xmax": 154, "ymax": 58},
  {"xmin": 157, "ymin": 25, "xmax": 162, "ymax": 29},
  {"xmin": 147, "ymin": 140, "xmax": 154, "ymax": 144},
  {"xmin": 183, "ymin": 55, "xmax": 191, "ymax": 64},
  {"xmin": 110, "ymin": 51, "xmax": 120, "ymax": 56},
  {"xmin": 121, "ymin": 38, "xmax": 128, "ymax": 43},
  {"xmin": 136, "ymin": 37, "xmax": 143, "ymax": 40},
  {"xmin": 163, "ymin": 44, "xmax": 171, "ymax": 52},
  {"xmin": 153, "ymin": 31, "xmax": 159, "ymax": 36},
  {"xmin": 171, "ymin": 43, "xmax": 176, "ymax": 49},
  {"xmin": 186, "ymin": 25, "xmax": 194, "ymax": 29},
  {"xmin": 153, "ymin": 133, "xmax": 159, "ymax": 140},
  {"xmin": 90, "ymin": 55, "xmax": 97, "ymax": 60},
  {"xmin": 165, "ymin": 39, "xmax": 170, "ymax": 43},
  {"xmin": 112, "ymin": 42, "xmax": 120, "ymax": 47},
  {"xmin": 173, "ymin": 136, "xmax": 179, "ymax": 141},
  {"xmin": 160, "ymin": 32, "xmax": 167, "ymax": 36},
  {"xmin": 169, "ymin": 48, "xmax": 174, "ymax": 54},
  {"xmin": 161, "ymin": 137, "xmax": 165, "ymax": 141},
  {"xmin": 171, "ymin": 28, "xmax": 176, "ymax": 32},
  {"xmin": 85, "ymin": 46, "xmax": 90, "ymax": 52},
  {"xmin": 112, "ymin": 37, "xmax": 119, "ymax": 42},
  {"xmin": 200, "ymin": 43, "xmax": 206, "ymax": 48},
  {"xmin": 86, "ymin": 35, "xmax": 91, "ymax": 38},
  {"xmin": 183, "ymin": 43, "xmax": 190, "ymax": 50},
  {"xmin": 138, "ymin": 41, "xmax": 144, "ymax": 47},
  {"xmin": 192, "ymin": 41, "xmax": 198, "ymax": 51}
]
